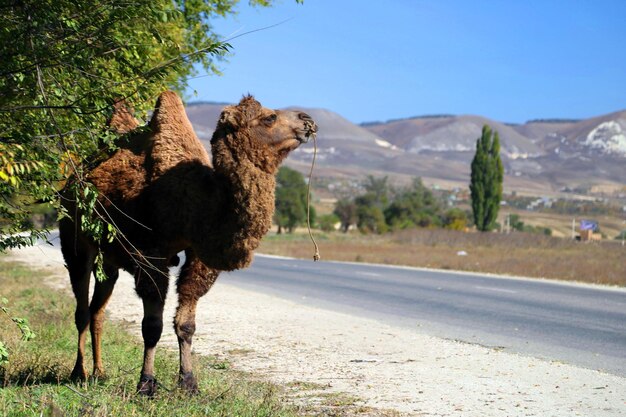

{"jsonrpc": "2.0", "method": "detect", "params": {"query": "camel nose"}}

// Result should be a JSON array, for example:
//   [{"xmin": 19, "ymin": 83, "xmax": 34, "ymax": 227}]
[{"xmin": 298, "ymin": 112, "xmax": 318, "ymax": 135}]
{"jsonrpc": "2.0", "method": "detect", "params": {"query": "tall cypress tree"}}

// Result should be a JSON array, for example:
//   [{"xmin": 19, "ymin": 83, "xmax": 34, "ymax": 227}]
[{"xmin": 470, "ymin": 125, "xmax": 504, "ymax": 231}]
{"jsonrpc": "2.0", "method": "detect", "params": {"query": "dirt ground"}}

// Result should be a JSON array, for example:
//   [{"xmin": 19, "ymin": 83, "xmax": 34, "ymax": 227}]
[{"xmin": 7, "ymin": 243, "xmax": 626, "ymax": 417}]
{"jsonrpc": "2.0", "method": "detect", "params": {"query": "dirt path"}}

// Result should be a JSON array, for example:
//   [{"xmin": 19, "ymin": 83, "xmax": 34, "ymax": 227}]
[{"xmin": 8, "ymin": 243, "xmax": 626, "ymax": 417}]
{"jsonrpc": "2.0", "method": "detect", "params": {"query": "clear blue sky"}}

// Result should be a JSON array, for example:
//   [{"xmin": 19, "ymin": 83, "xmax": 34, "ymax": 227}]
[{"xmin": 186, "ymin": 0, "xmax": 626, "ymax": 124}]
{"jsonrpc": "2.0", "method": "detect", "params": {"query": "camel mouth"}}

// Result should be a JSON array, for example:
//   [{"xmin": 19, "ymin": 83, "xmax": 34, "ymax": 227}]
[
  {"xmin": 277, "ymin": 138, "xmax": 304, "ymax": 155},
  {"xmin": 296, "ymin": 131, "xmax": 315, "ymax": 144}
]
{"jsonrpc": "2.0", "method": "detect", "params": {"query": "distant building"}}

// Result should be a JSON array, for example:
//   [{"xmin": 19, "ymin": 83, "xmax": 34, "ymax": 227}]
[{"xmin": 579, "ymin": 219, "xmax": 601, "ymax": 241}]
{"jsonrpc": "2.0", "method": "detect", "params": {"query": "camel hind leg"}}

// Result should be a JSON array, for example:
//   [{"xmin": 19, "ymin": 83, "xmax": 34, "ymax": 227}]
[
  {"xmin": 89, "ymin": 261, "xmax": 119, "ymax": 378},
  {"xmin": 174, "ymin": 251, "xmax": 219, "ymax": 393},
  {"xmin": 134, "ymin": 258, "xmax": 170, "ymax": 396}
]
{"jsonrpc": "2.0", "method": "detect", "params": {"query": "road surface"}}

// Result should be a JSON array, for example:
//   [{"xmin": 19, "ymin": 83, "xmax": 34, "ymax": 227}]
[{"xmin": 223, "ymin": 254, "xmax": 626, "ymax": 376}]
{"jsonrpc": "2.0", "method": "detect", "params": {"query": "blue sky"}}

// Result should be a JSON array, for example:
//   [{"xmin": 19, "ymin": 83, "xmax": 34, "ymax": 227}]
[{"xmin": 186, "ymin": 0, "xmax": 626, "ymax": 124}]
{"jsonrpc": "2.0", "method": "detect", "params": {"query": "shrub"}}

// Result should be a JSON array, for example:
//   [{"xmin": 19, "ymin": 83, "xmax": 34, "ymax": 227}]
[{"xmin": 317, "ymin": 214, "xmax": 339, "ymax": 232}]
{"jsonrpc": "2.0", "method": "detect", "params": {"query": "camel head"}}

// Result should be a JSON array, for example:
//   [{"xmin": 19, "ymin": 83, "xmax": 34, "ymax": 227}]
[{"xmin": 211, "ymin": 95, "xmax": 317, "ymax": 169}]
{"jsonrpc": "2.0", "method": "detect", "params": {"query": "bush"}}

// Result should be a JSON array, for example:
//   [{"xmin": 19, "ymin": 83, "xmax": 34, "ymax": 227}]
[
  {"xmin": 442, "ymin": 208, "xmax": 468, "ymax": 230},
  {"xmin": 357, "ymin": 205, "xmax": 388, "ymax": 234},
  {"xmin": 317, "ymin": 214, "xmax": 339, "ymax": 232}
]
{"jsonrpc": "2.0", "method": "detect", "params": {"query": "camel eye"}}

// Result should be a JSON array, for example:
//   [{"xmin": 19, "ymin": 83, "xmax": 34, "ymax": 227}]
[{"xmin": 262, "ymin": 114, "xmax": 277, "ymax": 125}]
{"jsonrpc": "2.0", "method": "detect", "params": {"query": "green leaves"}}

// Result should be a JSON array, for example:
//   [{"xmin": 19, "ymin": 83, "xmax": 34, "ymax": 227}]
[
  {"xmin": 470, "ymin": 125, "xmax": 504, "ymax": 231},
  {"xmin": 0, "ymin": 144, "xmax": 45, "ymax": 187},
  {"xmin": 274, "ymin": 167, "xmax": 312, "ymax": 233},
  {"xmin": 383, "ymin": 178, "xmax": 441, "ymax": 230},
  {"xmin": 0, "ymin": 296, "xmax": 36, "ymax": 365},
  {"xmin": 0, "ymin": 341, "xmax": 8, "ymax": 365}
]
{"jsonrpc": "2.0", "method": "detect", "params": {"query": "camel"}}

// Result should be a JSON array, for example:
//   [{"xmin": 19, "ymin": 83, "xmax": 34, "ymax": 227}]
[{"xmin": 59, "ymin": 91, "xmax": 317, "ymax": 395}]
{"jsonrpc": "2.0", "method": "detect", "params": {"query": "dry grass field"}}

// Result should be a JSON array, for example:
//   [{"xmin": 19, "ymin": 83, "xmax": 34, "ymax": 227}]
[{"xmin": 259, "ymin": 228, "xmax": 626, "ymax": 287}]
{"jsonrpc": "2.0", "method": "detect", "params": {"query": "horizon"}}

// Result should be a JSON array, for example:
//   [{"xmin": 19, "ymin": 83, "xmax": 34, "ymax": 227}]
[
  {"xmin": 185, "ymin": 1, "xmax": 626, "ymax": 125},
  {"xmin": 185, "ymin": 99, "xmax": 624, "ymax": 126}
]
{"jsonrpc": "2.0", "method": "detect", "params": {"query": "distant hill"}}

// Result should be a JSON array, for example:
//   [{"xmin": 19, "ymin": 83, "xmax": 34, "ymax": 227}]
[{"xmin": 185, "ymin": 101, "xmax": 626, "ymax": 195}]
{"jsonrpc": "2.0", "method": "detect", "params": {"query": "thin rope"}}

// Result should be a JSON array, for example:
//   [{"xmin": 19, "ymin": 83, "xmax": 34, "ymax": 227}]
[{"xmin": 306, "ymin": 134, "xmax": 320, "ymax": 261}]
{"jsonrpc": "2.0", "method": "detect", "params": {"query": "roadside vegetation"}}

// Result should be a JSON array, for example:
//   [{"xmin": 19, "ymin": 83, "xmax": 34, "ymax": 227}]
[{"xmin": 0, "ymin": 260, "xmax": 300, "ymax": 417}]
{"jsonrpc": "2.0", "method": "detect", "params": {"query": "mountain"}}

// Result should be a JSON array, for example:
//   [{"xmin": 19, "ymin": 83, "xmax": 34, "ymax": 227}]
[
  {"xmin": 365, "ymin": 115, "xmax": 542, "ymax": 159},
  {"xmin": 185, "ymin": 101, "xmax": 626, "ymax": 195},
  {"xmin": 520, "ymin": 110, "xmax": 626, "ymax": 158},
  {"xmin": 363, "ymin": 111, "xmax": 626, "ymax": 194},
  {"xmin": 185, "ymin": 102, "xmax": 225, "ymax": 143}
]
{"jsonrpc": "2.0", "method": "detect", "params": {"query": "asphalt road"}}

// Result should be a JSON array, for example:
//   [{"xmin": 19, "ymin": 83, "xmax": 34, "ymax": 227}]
[{"xmin": 222, "ymin": 254, "xmax": 626, "ymax": 377}]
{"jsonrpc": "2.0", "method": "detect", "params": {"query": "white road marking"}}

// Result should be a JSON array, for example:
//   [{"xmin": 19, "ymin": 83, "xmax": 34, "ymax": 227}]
[
  {"xmin": 475, "ymin": 286, "xmax": 518, "ymax": 294},
  {"xmin": 356, "ymin": 271, "xmax": 381, "ymax": 277}
]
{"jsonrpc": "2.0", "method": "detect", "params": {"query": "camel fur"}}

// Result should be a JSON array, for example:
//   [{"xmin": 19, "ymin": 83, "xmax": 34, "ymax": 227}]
[{"xmin": 59, "ymin": 91, "xmax": 317, "ymax": 395}]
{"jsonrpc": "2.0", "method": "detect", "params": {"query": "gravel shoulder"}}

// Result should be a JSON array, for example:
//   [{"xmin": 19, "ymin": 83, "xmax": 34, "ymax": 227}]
[{"xmin": 7, "ymin": 243, "xmax": 626, "ymax": 417}]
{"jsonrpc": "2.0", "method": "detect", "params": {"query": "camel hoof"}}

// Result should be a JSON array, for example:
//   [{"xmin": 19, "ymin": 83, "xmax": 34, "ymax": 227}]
[
  {"xmin": 179, "ymin": 372, "xmax": 199, "ymax": 394},
  {"xmin": 137, "ymin": 374, "xmax": 158, "ymax": 397},
  {"xmin": 70, "ymin": 367, "xmax": 88, "ymax": 382},
  {"xmin": 92, "ymin": 368, "xmax": 107, "ymax": 381}
]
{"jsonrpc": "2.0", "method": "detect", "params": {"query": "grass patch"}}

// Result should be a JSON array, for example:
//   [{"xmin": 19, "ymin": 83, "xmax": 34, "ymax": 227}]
[
  {"xmin": 318, "ymin": 392, "xmax": 359, "ymax": 407},
  {"xmin": 0, "ymin": 260, "xmax": 301, "ymax": 417},
  {"xmin": 285, "ymin": 381, "xmax": 329, "ymax": 391}
]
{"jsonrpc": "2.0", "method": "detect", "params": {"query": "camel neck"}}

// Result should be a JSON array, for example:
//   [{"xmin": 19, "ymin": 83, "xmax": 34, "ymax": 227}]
[{"xmin": 194, "ymin": 135, "xmax": 277, "ymax": 271}]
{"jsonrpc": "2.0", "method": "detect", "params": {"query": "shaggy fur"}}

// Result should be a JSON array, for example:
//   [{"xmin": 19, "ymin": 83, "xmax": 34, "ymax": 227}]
[{"xmin": 60, "ymin": 91, "xmax": 317, "ymax": 395}]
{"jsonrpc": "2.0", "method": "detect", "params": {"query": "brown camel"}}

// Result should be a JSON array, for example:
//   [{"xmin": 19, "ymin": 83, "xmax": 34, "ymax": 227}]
[{"xmin": 59, "ymin": 91, "xmax": 317, "ymax": 395}]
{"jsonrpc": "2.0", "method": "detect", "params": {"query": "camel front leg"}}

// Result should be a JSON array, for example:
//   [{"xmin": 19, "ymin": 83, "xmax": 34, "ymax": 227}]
[
  {"xmin": 174, "ymin": 252, "xmax": 219, "ymax": 393},
  {"xmin": 135, "ymin": 264, "xmax": 169, "ymax": 396},
  {"xmin": 65, "ymin": 247, "xmax": 97, "ymax": 381}
]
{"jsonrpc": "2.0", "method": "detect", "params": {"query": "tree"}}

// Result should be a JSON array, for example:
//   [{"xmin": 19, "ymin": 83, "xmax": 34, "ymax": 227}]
[
  {"xmin": 333, "ymin": 198, "xmax": 357, "ymax": 232},
  {"xmin": 509, "ymin": 214, "xmax": 525, "ymax": 231},
  {"xmin": 355, "ymin": 198, "xmax": 388, "ymax": 234},
  {"xmin": 363, "ymin": 175, "xmax": 390, "ymax": 207},
  {"xmin": 353, "ymin": 176, "xmax": 390, "ymax": 234},
  {"xmin": 317, "ymin": 213, "xmax": 339, "ymax": 232},
  {"xmin": 0, "ymin": 0, "xmax": 291, "ymax": 250},
  {"xmin": 469, "ymin": 125, "xmax": 504, "ymax": 231},
  {"xmin": 384, "ymin": 177, "xmax": 441, "ymax": 229},
  {"xmin": 274, "ymin": 167, "xmax": 313, "ymax": 233}
]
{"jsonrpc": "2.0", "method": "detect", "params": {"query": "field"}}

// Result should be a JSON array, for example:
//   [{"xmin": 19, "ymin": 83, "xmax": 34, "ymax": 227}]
[{"xmin": 259, "ymin": 228, "xmax": 626, "ymax": 287}]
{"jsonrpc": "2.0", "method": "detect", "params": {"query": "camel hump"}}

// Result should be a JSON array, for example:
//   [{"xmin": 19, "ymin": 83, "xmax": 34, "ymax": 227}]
[
  {"xmin": 147, "ymin": 91, "xmax": 211, "ymax": 177},
  {"xmin": 150, "ymin": 91, "xmax": 186, "ymax": 128},
  {"xmin": 108, "ymin": 99, "xmax": 139, "ymax": 134}
]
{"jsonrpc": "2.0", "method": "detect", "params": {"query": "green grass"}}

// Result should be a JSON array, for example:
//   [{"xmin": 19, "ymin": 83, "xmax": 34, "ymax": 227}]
[{"xmin": 0, "ymin": 260, "xmax": 301, "ymax": 417}]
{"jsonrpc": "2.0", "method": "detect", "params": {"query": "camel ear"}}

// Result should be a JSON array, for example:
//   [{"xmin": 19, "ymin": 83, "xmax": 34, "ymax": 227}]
[{"xmin": 219, "ymin": 106, "xmax": 241, "ymax": 128}]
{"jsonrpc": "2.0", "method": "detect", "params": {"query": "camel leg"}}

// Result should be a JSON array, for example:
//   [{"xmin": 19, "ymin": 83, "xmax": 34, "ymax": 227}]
[
  {"xmin": 65, "ymin": 246, "xmax": 97, "ymax": 381},
  {"xmin": 134, "ymin": 261, "xmax": 169, "ymax": 396},
  {"xmin": 89, "ymin": 262, "xmax": 119, "ymax": 378},
  {"xmin": 174, "ymin": 251, "xmax": 219, "ymax": 393}
]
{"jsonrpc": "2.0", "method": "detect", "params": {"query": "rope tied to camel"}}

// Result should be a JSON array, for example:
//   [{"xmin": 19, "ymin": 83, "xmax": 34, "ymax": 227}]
[{"xmin": 306, "ymin": 134, "xmax": 320, "ymax": 261}]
